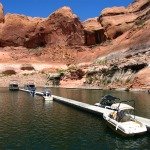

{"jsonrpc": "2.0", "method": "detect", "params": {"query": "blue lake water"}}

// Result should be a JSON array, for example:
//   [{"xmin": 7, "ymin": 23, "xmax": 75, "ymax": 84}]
[{"xmin": 0, "ymin": 87, "xmax": 150, "ymax": 149}]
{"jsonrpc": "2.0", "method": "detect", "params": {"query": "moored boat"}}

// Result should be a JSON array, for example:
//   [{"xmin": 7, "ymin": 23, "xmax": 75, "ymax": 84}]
[
  {"xmin": 103, "ymin": 101, "xmax": 147, "ymax": 136},
  {"xmin": 42, "ymin": 89, "xmax": 53, "ymax": 101},
  {"xmin": 9, "ymin": 80, "xmax": 19, "ymax": 91},
  {"xmin": 24, "ymin": 80, "xmax": 36, "ymax": 91}
]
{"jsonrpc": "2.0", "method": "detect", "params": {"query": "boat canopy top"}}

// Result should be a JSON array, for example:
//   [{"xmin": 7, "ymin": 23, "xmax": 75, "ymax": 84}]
[
  {"xmin": 9, "ymin": 80, "xmax": 18, "ymax": 84},
  {"xmin": 111, "ymin": 103, "xmax": 134, "ymax": 110}
]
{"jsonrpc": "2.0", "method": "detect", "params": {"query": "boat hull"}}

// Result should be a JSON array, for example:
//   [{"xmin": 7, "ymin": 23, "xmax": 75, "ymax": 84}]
[
  {"xmin": 43, "ymin": 96, "xmax": 53, "ymax": 101},
  {"xmin": 9, "ymin": 85, "xmax": 19, "ymax": 91},
  {"xmin": 104, "ymin": 119, "xmax": 146, "ymax": 137},
  {"xmin": 9, "ymin": 88, "xmax": 19, "ymax": 91},
  {"xmin": 105, "ymin": 119, "xmax": 134, "ymax": 136}
]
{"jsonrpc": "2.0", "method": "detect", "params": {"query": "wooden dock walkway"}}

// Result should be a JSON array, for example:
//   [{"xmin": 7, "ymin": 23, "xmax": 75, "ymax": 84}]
[
  {"xmin": 19, "ymin": 89, "xmax": 150, "ymax": 131},
  {"xmin": 53, "ymin": 95, "xmax": 113, "ymax": 116},
  {"xmin": 20, "ymin": 89, "xmax": 43, "ymax": 95}
]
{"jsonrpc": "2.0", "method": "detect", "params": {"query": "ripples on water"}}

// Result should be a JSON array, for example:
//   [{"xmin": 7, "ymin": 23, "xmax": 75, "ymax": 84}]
[{"xmin": 0, "ymin": 88, "xmax": 149, "ymax": 149}]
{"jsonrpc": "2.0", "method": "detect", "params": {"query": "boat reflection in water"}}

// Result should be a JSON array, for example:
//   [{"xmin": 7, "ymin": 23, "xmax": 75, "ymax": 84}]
[{"xmin": 43, "ymin": 100, "xmax": 53, "ymax": 109}]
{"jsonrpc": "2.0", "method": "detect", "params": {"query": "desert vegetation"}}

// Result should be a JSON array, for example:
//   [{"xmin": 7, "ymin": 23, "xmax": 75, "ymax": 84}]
[
  {"xmin": 1, "ymin": 69, "xmax": 16, "ymax": 76},
  {"xmin": 20, "ymin": 64, "xmax": 35, "ymax": 71}
]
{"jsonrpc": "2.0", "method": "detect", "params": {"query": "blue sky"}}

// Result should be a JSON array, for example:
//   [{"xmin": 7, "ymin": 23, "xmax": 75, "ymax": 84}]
[{"xmin": 1, "ymin": 0, "xmax": 133, "ymax": 21}]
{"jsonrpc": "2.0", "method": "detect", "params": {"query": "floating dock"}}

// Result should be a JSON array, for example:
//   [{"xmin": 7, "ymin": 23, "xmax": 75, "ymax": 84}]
[
  {"xmin": 53, "ymin": 95, "xmax": 113, "ymax": 116},
  {"xmin": 19, "ymin": 89, "xmax": 150, "ymax": 132},
  {"xmin": 20, "ymin": 88, "xmax": 43, "ymax": 95},
  {"xmin": 52, "ymin": 95, "xmax": 150, "ymax": 131}
]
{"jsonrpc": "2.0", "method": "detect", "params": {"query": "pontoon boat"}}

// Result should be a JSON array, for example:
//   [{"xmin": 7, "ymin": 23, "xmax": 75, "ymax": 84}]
[{"xmin": 9, "ymin": 80, "xmax": 19, "ymax": 91}]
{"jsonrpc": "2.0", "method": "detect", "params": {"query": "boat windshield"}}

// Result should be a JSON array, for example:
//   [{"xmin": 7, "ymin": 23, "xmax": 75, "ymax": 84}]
[
  {"xmin": 43, "ymin": 92, "xmax": 51, "ymax": 96},
  {"xmin": 29, "ymin": 84, "xmax": 35, "ymax": 88},
  {"xmin": 12, "ymin": 84, "xmax": 18, "ymax": 87},
  {"xmin": 116, "ymin": 109, "xmax": 134, "ymax": 122}
]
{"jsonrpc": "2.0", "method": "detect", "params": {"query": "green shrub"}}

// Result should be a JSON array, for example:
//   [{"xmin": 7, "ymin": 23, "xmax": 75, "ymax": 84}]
[
  {"xmin": 136, "ymin": 20, "xmax": 145, "ymax": 26},
  {"xmin": 68, "ymin": 64, "xmax": 78, "ymax": 72},
  {"xmin": 125, "ymin": 78, "xmax": 131, "ymax": 83},
  {"xmin": 21, "ymin": 66, "xmax": 35, "ymax": 71},
  {"xmin": 86, "ymin": 76, "xmax": 93, "ymax": 84},
  {"xmin": 2, "ymin": 70, "xmax": 16, "ymax": 76},
  {"xmin": 97, "ymin": 59, "xmax": 107, "ymax": 65},
  {"xmin": 22, "ymin": 73, "xmax": 29, "ymax": 76},
  {"xmin": 57, "ymin": 68, "xmax": 66, "ymax": 76}
]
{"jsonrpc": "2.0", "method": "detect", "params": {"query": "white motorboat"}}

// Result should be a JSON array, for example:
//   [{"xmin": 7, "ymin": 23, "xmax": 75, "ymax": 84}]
[
  {"xmin": 95, "ymin": 94, "xmax": 120, "ymax": 110},
  {"xmin": 103, "ymin": 101, "xmax": 147, "ymax": 136},
  {"xmin": 43, "ymin": 90, "xmax": 53, "ymax": 101}
]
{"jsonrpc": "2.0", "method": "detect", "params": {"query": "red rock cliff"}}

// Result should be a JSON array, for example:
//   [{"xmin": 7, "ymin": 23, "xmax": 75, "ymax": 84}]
[
  {"xmin": 0, "ymin": 0, "xmax": 149, "ymax": 63},
  {"xmin": 0, "ymin": 6, "xmax": 84, "ymax": 48},
  {"xmin": 98, "ymin": 0, "xmax": 150, "ymax": 39}
]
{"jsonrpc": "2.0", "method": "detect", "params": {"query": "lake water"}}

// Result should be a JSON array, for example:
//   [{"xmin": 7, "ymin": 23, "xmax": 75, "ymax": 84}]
[{"xmin": 0, "ymin": 87, "xmax": 150, "ymax": 149}]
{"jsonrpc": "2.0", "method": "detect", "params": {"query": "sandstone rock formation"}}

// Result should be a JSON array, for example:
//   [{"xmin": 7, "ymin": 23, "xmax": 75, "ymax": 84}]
[
  {"xmin": 128, "ymin": 0, "xmax": 150, "ymax": 13},
  {"xmin": 98, "ymin": 0, "xmax": 150, "ymax": 39},
  {"xmin": 41, "ymin": 6, "xmax": 84, "ymax": 46},
  {"xmin": 132, "ymin": 67, "xmax": 150, "ymax": 88},
  {"xmin": 0, "ymin": 1, "xmax": 149, "ymax": 48},
  {"xmin": 83, "ymin": 18, "xmax": 107, "ymax": 45},
  {"xmin": 0, "ymin": 14, "xmax": 44, "ymax": 48},
  {"xmin": 0, "ymin": 6, "xmax": 84, "ymax": 48},
  {"xmin": 99, "ymin": 7, "xmax": 137, "ymax": 39}
]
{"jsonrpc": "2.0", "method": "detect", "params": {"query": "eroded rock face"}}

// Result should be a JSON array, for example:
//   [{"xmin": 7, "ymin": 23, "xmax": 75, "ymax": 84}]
[
  {"xmin": 0, "ymin": 6, "xmax": 84, "ymax": 48},
  {"xmin": 98, "ymin": 0, "xmax": 150, "ymax": 39},
  {"xmin": 0, "ymin": 0, "xmax": 149, "ymax": 48},
  {"xmin": 128, "ymin": 0, "xmax": 150, "ymax": 13},
  {"xmin": 99, "ymin": 7, "xmax": 137, "ymax": 39},
  {"xmin": 0, "ymin": 3, "xmax": 4, "ymax": 23},
  {"xmin": 41, "ymin": 6, "xmax": 84, "ymax": 46},
  {"xmin": 83, "ymin": 18, "xmax": 103, "ymax": 31},
  {"xmin": 0, "ymin": 0, "xmax": 149, "ymax": 62},
  {"xmin": 132, "ymin": 67, "xmax": 150, "ymax": 88},
  {"xmin": 101, "ymin": 6, "xmax": 128, "ymax": 16},
  {"xmin": 83, "ymin": 18, "xmax": 107, "ymax": 45},
  {"xmin": 0, "ymin": 1, "xmax": 149, "ymax": 89},
  {"xmin": 0, "ymin": 13, "xmax": 45, "ymax": 48}
]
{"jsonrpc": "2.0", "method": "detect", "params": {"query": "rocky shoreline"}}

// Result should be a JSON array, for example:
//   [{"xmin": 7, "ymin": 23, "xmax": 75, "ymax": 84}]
[
  {"xmin": 0, "ymin": 61, "xmax": 149, "ymax": 94},
  {"xmin": 1, "ymin": 72, "xmax": 149, "ymax": 94}
]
